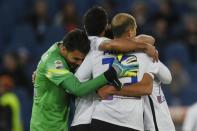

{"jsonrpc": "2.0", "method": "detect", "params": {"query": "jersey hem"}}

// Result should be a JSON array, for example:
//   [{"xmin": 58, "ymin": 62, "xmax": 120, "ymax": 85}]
[
  {"xmin": 92, "ymin": 116, "xmax": 143, "ymax": 131},
  {"xmin": 71, "ymin": 119, "xmax": 91, "ymax": 126}
]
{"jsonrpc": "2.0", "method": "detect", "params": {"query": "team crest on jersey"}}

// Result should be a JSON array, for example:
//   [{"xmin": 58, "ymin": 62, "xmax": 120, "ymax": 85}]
[{"xmin": 55, "ymin": 60, "xmax": 64, "ymax": 69}]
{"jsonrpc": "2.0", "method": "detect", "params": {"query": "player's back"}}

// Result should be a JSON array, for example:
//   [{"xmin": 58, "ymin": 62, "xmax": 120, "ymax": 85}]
[
  {"xmin": 92, "ymin": 51, "xmax": 153, "ymax": 131},
  {"xmin": 72, "ymin": 36, "xmax": 109, "ymax": 126},
  {"xmin": 143, "ymin": 61, "xmax": 175, "ymax": 131}
]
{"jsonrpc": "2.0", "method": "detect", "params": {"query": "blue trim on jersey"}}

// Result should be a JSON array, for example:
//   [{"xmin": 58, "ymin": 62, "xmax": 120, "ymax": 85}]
[
  {"xmin": 132, "ymin": 76, "xmax": 138, "ymax": 83},
  {"xmin": 102, "ymin": 57, "xmax": 114, "ymax": 68}
]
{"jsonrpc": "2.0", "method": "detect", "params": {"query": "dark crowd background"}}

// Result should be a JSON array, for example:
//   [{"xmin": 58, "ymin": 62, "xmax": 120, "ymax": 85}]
[{"xmin": 0, "ymin": 0, "xmax": 196, "ymax": 131}]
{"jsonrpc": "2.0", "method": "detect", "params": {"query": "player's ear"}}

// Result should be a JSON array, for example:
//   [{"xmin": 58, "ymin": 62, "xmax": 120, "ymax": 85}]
[
  {"xmin": 127, "ymin": 29, "xmax": 132, "ymax": 38},
  {"xmin": 60, "ymin": 45, "xmax": 67, "ymax": 54}
]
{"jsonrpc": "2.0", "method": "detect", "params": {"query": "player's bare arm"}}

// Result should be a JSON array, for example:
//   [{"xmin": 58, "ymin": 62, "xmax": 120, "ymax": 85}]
[
  {"xmin": 97, "ymin": 73, "xmax": 153, "ymax": 99},
  {"xmin": 134, "ymin": 34, "xmax": 155, "ymax": 46},
  {"xmin": 113, "ymin": 73, "xmax": 153, "ymax": 96},
  {"xmin": 97, "ymin": 85, "xmax": 117, "ymax": 99},
  {"xmin": 99, "ymin": 35, "xmax": 158, "ymax": 62}
]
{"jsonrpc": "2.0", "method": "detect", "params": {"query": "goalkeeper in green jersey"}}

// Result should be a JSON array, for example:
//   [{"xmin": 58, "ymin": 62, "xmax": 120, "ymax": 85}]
[{"xmin": 30, "ymin": 29, "xmax": 131, "ymax": 131}]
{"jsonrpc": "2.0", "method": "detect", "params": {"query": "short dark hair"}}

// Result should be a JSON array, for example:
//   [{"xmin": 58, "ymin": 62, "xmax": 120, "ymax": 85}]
[
  {"xmin": 62, "ymin": 29, "xmax": 90, "ymax": 55},
  {"xmin": 112, "ymin": 13, "xmax": 136, "ymax": 37},
  {"xmin": 83, "ymin": 6, "xmax": 108, "ymax": 36}
]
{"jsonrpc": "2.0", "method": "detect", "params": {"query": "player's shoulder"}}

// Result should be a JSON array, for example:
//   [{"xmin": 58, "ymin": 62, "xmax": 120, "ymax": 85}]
[
  {"xmin": 88, "ymin": 36, "xmax": 110, "ymax": 50},
  {"xmin": 42, "ymin": 42, "xmax": 58, "ymax": 55},
  {"xmin": 41, "ymin": 43, "xmax": 64, "ymax": 64},
  {"xmin": 90, "ymin": 36, "xmax": 109, "ymax": 44},
  {"xmin": 88, "ymin": 36, "xmax": 109, "ymax": 41}
]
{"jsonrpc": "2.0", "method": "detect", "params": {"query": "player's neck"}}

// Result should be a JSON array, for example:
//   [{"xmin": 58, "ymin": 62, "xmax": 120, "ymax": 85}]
[
  {"xmin": 115, "ymin": 33, "xmax": 135, "ymax": 40},
  {"xmin": 99, "ymin": 31, "xmax": 105, "ymax": 37},
  {"xmin": 114, "ymin": 34, "xmax": 129, "ymax": 40}
]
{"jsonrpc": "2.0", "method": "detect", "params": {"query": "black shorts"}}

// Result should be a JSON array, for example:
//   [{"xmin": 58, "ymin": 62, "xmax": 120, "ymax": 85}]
[
  {"xmin": 90, "ymin": 119, "xmax": 139, "ymax": 131},
  {"xmin": 70, "ymin": 124, "xmax": 90, "ymax": 131}
]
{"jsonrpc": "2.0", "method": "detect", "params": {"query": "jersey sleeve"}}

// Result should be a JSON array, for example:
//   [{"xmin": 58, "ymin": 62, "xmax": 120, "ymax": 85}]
[
  {"xmin": 75, "ymin": 52, "xmax": 93, "ymax": 82},
  {"xmin": 45, "ymin": 57, "xmax": 71, "ymax": 86},
  {"xmin": 147, "ymin": 61, "xmax": 172, "ymax": 84},
  {"xmin": 95, "ymin": 37, "xmax": 110, "ymax": 51},
  {"xmin": 44, "ymin": 53, "xmax": 108, "ymax": 96},
  {"xmin": 156, "ymin": 61, "xmax": 172, "ymax": 84},
  {"xmin": 61, "ymin": 73, "xmax": 108, "ymax": 96}
]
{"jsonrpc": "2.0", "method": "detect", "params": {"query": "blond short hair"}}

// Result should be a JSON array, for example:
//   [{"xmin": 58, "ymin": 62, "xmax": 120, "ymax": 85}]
[{"xmin": 112, "ymin": 13, "xmax": 136, "ymax": 37}]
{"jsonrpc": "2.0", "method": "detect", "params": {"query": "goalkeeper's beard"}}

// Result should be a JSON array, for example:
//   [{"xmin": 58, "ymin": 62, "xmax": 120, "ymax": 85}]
[{"xmin": 68, "ymin": 63, "xmax": 79, "ymax": 73}]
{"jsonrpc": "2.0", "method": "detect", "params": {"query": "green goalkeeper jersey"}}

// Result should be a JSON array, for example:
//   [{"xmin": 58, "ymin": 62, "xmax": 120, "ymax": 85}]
[{"xmin": 30, "ymin": 43, "xmax": 108, "ymax": 131}]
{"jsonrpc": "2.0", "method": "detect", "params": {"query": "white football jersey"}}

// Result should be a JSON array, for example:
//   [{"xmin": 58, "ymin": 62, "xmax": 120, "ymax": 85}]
[
  {"xmin": 182, "ymin": 103, "xmax": 197, "ymax": 131},
  {"xmin": 71, "ymin": 36, "xmax": 109, "ymax": 126},
  {"xmin": 92, "ymin": 52, "xmax": 155, "ymax": 131},
  {"xmin": 143, "ymin": 61, "xmax": 175, "ymax": 131}
]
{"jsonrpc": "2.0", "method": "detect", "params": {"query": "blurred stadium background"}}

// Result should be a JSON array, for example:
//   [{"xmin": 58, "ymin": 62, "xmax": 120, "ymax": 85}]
[{"xmin": 0, "ymin": 0, "xmax": 196, "ymax": 131}]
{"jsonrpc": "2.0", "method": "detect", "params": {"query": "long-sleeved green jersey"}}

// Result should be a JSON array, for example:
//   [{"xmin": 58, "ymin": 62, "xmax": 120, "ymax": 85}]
[{"xmin": 30, "ymin": 43, "xmax": 108, "ymax": 131}]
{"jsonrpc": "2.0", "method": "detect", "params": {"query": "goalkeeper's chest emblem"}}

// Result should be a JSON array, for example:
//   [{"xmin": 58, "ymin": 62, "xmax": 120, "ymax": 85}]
[{"xmin": 55, "ymin": 60, "xmax": 64, "ymax": 69}]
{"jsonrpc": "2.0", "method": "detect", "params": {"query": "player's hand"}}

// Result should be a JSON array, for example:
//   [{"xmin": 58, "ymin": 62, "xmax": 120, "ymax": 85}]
[
  {"xmin": 112, "ymin": 57, "xmax": 138, "ymax": 78},
  {"xmin": 135, "ymin": 34, "xmax": 155, "ymax": 46},
  {"xmin": 144, "ymin": 44, "xmax": 159, "ymax": 63},
  {"xmin": 97, "ymin": 85, "xmax": 116, "ymax": 100},
  {"xmin": 32, "ymin": 71, "xmax": 36, "ymax": 83}
]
